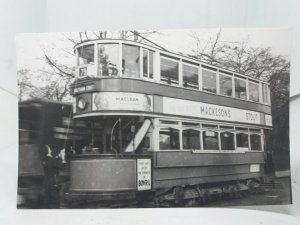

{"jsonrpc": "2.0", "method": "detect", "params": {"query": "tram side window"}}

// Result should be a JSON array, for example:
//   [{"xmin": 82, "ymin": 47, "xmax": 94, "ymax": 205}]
[
  {"xmin": 236, "ymin": 127, "xmax": 249, "ymax": 150},
  {"xmin": 97, "ymin": 44, "xmax": 119, "ymax": 76},
  {"xmin": 202, "ymin": 70, "xmax": 217, "ymax": 93},
  {"xmin": 182, "ymin": 129, "xmax": 201, "ymax": 149},
  {"xmin": 122, "ymin": 44, "xmax": 140, "ymax": 78},
  {"xmin": 143, "ymin": 49, "xmax": 154, "ymax": 79},
  {"xmin": 159, "ymin": 128, "xmax": 180, "ymax": 150},
  {"xmin": 220, "ymin": 131, "xmax": 235, "ymax": 150},
  {"xmin": 202, "ymin": 127, "xmax": 219, "ymax": 150},
  {"xmin": 249, "ymin": 82, "xmax": 259, "ymax": 102},
  {"xmin": 235, "ymin": 78, "xmax": 247, "ymax": 100},
  {"xmin": 160, "ymin": 57, "xmax": 179, "ymax": 85},
  {"xmin": 183, "ymin": 64, "xmax": 199, "ymax": 89},
  {"xmin": 250, "ymin": 134, "xmax": 261, "ymax": 151},
  {"xmin": 78, "ymin": 44, "xmax": 94, "ymax": 66},
  {"xmin": 219, "ymin": 74, "xmax": 233, "ymax": 97}
]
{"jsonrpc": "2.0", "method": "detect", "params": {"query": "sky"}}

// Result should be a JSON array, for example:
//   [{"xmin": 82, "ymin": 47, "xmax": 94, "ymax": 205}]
[{"xmin": 16, "ymin": 28, "xmax": 292, "ymax": 74}]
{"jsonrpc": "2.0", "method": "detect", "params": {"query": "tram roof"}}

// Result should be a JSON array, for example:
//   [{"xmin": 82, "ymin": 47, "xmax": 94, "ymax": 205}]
[{"xmin": 74, "ymin": 39, "xmax": 269, "ymax": 84}]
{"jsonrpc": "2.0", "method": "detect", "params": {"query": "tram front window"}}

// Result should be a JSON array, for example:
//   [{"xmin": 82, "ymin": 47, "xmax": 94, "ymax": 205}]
[
  {"xmin": 97, "ymin": 44, "xmax": 119, "ymax": 76},
  {"xmin": 122, "ymin": 44, "xmax": 140, "ymax": 78},
  {"xmin": 78, "ymin": 44, "xmax": 94, "ymax": 65}
]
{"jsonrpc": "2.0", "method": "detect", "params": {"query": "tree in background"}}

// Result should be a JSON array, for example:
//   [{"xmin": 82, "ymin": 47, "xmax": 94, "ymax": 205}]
[
  {"xmin": 17, "ymin": 30, "xmax": 159, "ymax": 102},
  {"xmin": 190, "ymin": 30, "xmax": 290, "ymax": 172}
]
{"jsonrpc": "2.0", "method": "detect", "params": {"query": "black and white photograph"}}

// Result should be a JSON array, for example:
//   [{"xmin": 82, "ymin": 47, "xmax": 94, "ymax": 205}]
[{"xmin": 16, "ymin": 28, "xmax": 291, "ymax": 209}]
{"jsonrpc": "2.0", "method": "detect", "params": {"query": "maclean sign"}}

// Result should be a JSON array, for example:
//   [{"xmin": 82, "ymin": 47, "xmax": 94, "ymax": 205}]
[
  {"xmin": 163, "ymin": 97, "xmax": 262, "ymax": 125},
  {"xmin": 92, "ymin": 92, "xmax": 153, "ymax": 112}
]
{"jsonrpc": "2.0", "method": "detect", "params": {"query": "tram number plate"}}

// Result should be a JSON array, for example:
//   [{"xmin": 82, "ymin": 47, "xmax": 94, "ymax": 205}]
[{"xmin": 137, "ymin": 159, "xmax": 151, "ymax": 191}]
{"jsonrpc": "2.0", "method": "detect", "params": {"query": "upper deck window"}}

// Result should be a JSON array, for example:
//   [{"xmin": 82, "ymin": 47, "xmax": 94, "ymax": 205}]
[
  {"xmin": 160, "ymin": 57, "xmax": 179, "ymax": 85},
  {"xmin": 202, "ymin": 69, "xmax": 217, "ymax": 93},
  {"xmin": 143, "ymin": 49, "xmax": 154, "ymax": 79},
  {"xmin": 97, "ymin": 44, "xmax": 119, "ymax": 76},
  {"xmin": 249, "ymin": 81, "xmax": 259, "ymax": 102},
  {"xmin": 219, "ymin": 73, "xmax": 233, "ymax": 97},
  {"xmin": 122, "ymin": 44, "xmax": 140, "ymax": 78},
  {"xmin": 183, "ymin": 64, "xmax": 199, "ymax": 89},
  {"xmin": 78, "ymin": 44, "xmax": 94, "ymax": 65},
  {"xmin": 262, "ymin": 83, "xmax": 269, "ymax": 104},
  {"xmin": 234, "ymin": 77, "xmax": 247, "ymax": 100}
]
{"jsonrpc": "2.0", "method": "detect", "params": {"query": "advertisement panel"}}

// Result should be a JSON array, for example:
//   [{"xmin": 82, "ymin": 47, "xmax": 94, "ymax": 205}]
[
  {"xmin": 163, "ymin": 97, "xmax": 262, "ymax": 125},
  {"xmin": 93, "ymin": 92, "xmax": 153, "ymax": 112},
  {"xmin": 136, "ymin": 159, "xmax": 151, "ymax": 191}
]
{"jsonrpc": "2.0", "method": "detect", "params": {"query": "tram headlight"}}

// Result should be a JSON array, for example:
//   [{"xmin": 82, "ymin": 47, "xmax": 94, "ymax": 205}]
[{"xmin": 77, "ymin": 97, "xmax": 87, "ymax": 110}]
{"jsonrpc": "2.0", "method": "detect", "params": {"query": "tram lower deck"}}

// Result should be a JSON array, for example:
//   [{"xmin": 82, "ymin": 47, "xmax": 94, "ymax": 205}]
[{"xmin": 65, "ymin": 113, "xmax": 268, "ymax": 207}]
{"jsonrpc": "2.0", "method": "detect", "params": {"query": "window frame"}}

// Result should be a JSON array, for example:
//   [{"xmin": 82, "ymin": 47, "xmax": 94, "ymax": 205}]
[
  {"xmin": 202, "ymin": 68, "xmax": 217, "ymax": 94},
  {"xmin": 142, "ymin": 48, "xmax": 155, "ymax": 80},
  {"xmin": 234, "ymin": 76, "xmax": 247, "ymax": 100},
  {"xmin": 248, "ymin": 80, "xmax": 260, "ymax": 102},
  {"xmin": 219, "ymin": 72, "xmax": 233, "ymax": 97},
  {"xmin": 159, "ymin": 127, "xmax": 181, "ymax": 150},
  {"xmin": 182, "ymin": 62, "xmax": 199, "ymax": 90},
  {"xmin": 156, "ymin": 119, "xmax": 265, "ymax": 153},
  {"xmin": 160, "ymin": 55, "xmax": 180, "ymax": 86},
  {"xmin": 96, "ymin": 43, "xmax": 120, "ymax": 77},
  {"xmin": 122, "ymin": 44, "xmax": 141, "ymax": 78}
]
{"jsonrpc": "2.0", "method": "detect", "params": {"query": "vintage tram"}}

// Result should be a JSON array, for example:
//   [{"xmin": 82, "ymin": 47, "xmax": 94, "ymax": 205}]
[{"xmin": 64, "ymin": 39, "xmax": 272, "ymax": 207}]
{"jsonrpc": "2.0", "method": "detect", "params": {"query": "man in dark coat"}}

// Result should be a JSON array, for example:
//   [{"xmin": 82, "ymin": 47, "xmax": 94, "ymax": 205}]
[{"xmin": 42, "ymin": 145, "xmax": 62, "ymax": 208}]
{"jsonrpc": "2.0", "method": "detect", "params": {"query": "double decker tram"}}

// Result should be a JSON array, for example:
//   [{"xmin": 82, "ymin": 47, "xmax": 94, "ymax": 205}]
[{"xmin": 67, "ymin": 39, "xmax": 272, "ymax": 207}]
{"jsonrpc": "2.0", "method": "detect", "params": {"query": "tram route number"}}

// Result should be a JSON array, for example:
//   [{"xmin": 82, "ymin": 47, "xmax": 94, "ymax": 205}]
[{"xmin": 137, "ymin": 159, "xmax": 151, "ymax": 191}]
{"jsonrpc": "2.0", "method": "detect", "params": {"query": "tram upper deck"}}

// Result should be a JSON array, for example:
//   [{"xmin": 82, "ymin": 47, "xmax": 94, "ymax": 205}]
[
  {"xmin": 72, "ymin": 39, "xmax": 270, "ymax": 104},
  {"xmin": 71, "ymin": 40, "xmax": 271, "ymax": 127}
]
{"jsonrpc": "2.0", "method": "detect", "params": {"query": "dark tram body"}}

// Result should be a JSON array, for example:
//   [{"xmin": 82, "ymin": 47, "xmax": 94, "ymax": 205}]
[{"xmin": 18, "ymin": 39, "xmax": 273, "ymax": 207}]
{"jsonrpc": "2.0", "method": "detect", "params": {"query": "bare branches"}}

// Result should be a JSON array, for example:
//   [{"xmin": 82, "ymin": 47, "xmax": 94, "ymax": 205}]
[
  {"xmin": 44, "ymin": 54, "xmax": 74, "ymax": 78},
  {"xmin": 190, "ymin": 30, "xmax": 289, "ymax": 81}
]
